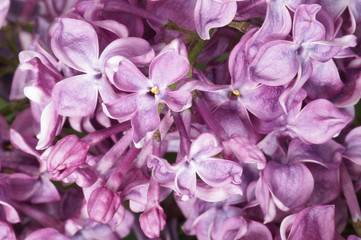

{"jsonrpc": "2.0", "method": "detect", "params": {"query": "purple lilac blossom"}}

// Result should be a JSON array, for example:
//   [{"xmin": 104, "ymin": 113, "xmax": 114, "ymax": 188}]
[{"xmin": 1, "ymin": 0, "xmax": 361, "ymax": 239}]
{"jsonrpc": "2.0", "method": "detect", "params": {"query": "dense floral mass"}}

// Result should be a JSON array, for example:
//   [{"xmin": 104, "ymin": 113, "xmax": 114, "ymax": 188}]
[{"xmin": 1, "ymin": 0, "xmax": 361, "ymax": 239}]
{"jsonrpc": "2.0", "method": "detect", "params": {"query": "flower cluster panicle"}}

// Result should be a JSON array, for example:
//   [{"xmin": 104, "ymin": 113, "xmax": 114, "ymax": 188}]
[{"xmin": 0, "ymin": 0, "xmax": 361, "ymax": 239}]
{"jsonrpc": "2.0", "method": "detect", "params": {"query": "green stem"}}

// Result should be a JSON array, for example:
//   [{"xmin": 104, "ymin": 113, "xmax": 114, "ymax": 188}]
[
  {"xmin": 0, "ymin": 98, "xmax": 29, "ymax": 117},
  {"xmin": 187, "ymin": 37, "xmax": 207, "ymax": 78},
  {"xmin": 164, "ymin": 20, "xmax": 197, "ymax": 36}
]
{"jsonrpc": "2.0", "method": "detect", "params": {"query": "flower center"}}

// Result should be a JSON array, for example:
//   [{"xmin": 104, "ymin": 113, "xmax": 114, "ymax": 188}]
[
  {"xmin": 231, "ymin": 89, "xmax": 240, "ymax": 96},
  {"xmin": 150, "ymin": 86, "xmax": 160, "ymax": 95},
  {"xmin": 2, "ymin": 141, "xmax": 14, "ymax": 151},
  {"xmin": 229, "ymin": 89, "xmax": 241, "ymax": 99}
]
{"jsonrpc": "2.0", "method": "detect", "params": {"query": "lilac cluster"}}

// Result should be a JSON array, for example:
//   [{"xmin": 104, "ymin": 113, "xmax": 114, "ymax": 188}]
[{"xmin": 1, "ymin": 0, "xmax": 361, "ymax": 239}]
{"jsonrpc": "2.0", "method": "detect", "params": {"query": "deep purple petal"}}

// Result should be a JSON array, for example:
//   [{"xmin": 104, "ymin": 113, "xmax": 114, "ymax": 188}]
[
  {"xmin": 304, "ymin": 60, "xmax": 344, "ymax": 99},
  {"xmin": 306, "ymin": 164, "xmax": 340, "ymax": 205}
]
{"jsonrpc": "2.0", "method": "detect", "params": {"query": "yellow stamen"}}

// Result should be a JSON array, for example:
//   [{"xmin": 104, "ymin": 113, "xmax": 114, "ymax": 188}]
[
  {"xmin": 150, "ymin": 86, "xmax": 159, "ymax": 94},
  {"xmin": 231, "ymin": 89, "xmax": 240, "ymax": 96},
  {"xmin": 6, "ymin": 144, "xmax": 14, "ymax": 151}
]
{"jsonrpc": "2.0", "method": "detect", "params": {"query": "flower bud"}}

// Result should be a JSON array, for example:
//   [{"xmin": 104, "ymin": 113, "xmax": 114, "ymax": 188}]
[
  {"xmin": 47, "ymin": 135, "xmax": 89, "ymax": 180},
  {"xmin": 87, "ymin": 187, "xmax": 121, "ymax": 223},
  {"xmin": 139, "ymin": 204, "xmax": 166, "ymax": 238}
]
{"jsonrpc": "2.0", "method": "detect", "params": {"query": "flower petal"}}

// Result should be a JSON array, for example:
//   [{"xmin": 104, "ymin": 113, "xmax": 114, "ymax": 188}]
[
  {"xmin": 52, "ymin": 74, "xmax": 98, "ymax": 117},
  {"xmin": 24, "ymin": 228, "xmax": 70, "ymax": 240},
  {"xmin": 50, "ymin": 18, "xmax": 99, "ymax": 72},
  {"xmin": 194, "ymin": 158, "xmax": 243, "ymax": 187},
  {"xmin": 281, "ymin": 205, "xmax": 335, "ymax": 240},
  {"xmin": 249, "ymin": 40, "xmax": 299, "ymax": 86},
  {"xmin": 293, "ymin": 4, "xmax": 325, "ymax": 43},
  {"xmin": 131, "ymin": 104, "xmax": 160, "ymax": 145},
  {"xmin": 107, "ymin": 58, "xmax": 150, "ymax": 92},
  {"xmin": 288, "ymin": 138, "xmax": 343, "ymax": 169},
  {"xmin": 162, "ymin": 89, "xmax": 192, "ymax": 112},
  {"xmin": 242, "ymin": 85, "xmax": 284, "ymax": 121},
  {"xmin": 263, "ymin": 161, "xmax": 314, "ymax": 211},
  {"xmin": 290, "ymin": 99, "xmax": 352, "ymax": 144},
  {"xmin": 0, "ymin": 0, "xmax": 9, "ymax": 28},
  {"xmin": 149, "ymin": 46, "xmax": 190, "ymax": 88},
  {"xmin": 189, "ymin": 133, "xmax": 223, "ymax": 160},
  {"xmin": 305, "ymin": 35, "xmax": 357, "ymax": 62},
  {"xmin": 103, "ymin": 93, "xmax": 139, "ymax": 122},
  {"xmin": 175, "ymin": 163, "xmax": 197, "ymax": 200},
  {"xmin": 344, "ymin": 127, "xmax": 361, "ymax": 165},
  {"xmin": 194, "ymin": 0, "xmax": 237, "ymax": 40},
  {"xmin": 36, "ymin": 102, "xmax": 64, "ymax": 150},
  {"xmin": 100, "ymin": 37, "xmax": 154, "ymax": 67}
]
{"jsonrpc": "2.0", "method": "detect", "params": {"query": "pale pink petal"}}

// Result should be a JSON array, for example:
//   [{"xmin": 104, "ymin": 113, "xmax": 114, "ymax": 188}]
[
  {"xmin": 52, "ymin": 74, "xmax": 98, "ymax": 117},
  {"xmin": 194, "ymin": 0, "xmax": 237, "ymax": 40},
  {"xmin": 50, "ymin": 18, "xmax": 99, "ymax": 72},
  {"xmin": 194, "ymin": 158, "xmax": 243, "ymax": 187},
  {"xmin": 149, "ymin": 49, "xmax": 189, "ymax": 88},
  {"xmin": 189, "ymin": 133, "xmax": 223, "ymax": 160}
]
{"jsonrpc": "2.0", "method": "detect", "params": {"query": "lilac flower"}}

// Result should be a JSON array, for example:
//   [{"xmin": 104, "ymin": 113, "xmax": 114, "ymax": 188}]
[
  {"xmin": 250, "ymin": 4, "xmax": 356, "ymax": 86},
  {"xmin": 148, "ymin": 133, "xmax": 243, "ymax": 201},
  {"xmin": 3, "ymin": 0, "xmax": 361, "ymax": 238},
  {"xmin": 50, "ymin": 17, "xmax": 154, "ymax": 117},
  {"xmin": 249, "ymin": 4, "xmax": 356, "ymax": 107},
  {"xmin": 256, "ymin": 98, "xmax": 352, "ymax": 145},
  {"xmin": 104, "ymin": 39, "xmax": 191, "ymax": 144}
]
